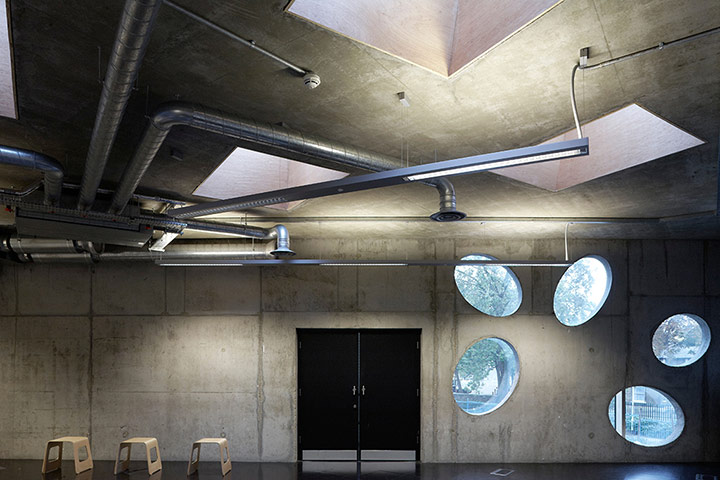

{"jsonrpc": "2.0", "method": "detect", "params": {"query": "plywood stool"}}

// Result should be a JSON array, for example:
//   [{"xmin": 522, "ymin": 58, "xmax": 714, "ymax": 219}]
[
  {"xmin": 41, "ymin": 436, "xmax": 93, "ymax": 474},
  {"xmin": 114, "ymin": 437, "xmax": 162, "ymax": 475},
  {"xmin": 187, "ymin": 438, "xmax": 231, "ymax": 476}
]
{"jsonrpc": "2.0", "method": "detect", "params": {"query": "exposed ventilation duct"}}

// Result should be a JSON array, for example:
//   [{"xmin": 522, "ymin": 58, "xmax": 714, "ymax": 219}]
[
  {"xmin": 0, "ymin": 235, "xmax": 101, "ymax": 263},
  {"xmin": 0, "ymin": 235, "xmax": 275, "ymax": 263},
  {"xmin": 183, "ymin": 222, "xmax": 294, "ymax": 257},
  {"xmin": 101, "ymin": 241, "xmax": 276, "ymax": 261},
  {"xmin": 266, "ymin": 224, "xmax": 293, "ymax": 257},
  {"xmin": 428, "ymin": 178, "xmax": 466, "ymax": 222},
  {"xmin": 0, "ymin": 145, "xmax": 64, "ymax": 205},
  {"xmin": 108, "ymin": 102, "xmax": 463, "ymax": 220},
  {"xmin": 77, "ymin": 0, "xmax": 163, "ymax": 210},
  {"xmin": 1, "ymin": 188, "xmax": 293, "ymax": 255}
]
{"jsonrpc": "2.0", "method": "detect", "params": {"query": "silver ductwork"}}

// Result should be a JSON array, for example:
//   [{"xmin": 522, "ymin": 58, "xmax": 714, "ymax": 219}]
[
  {"xmin": 0, "ymin": 145, "xmax": 64, "ymax": 205},
  {"xmin": 78, "ymin": 0, "xmax": 163, "ymax": 210},
  {"xmin": 109, "ymin": 102, "xmax": 402, "ymax": 214},
  {"xmin": 31, "ymin": 253, "xmax": 97, "ymax": 264},
  {"xmin": 108, "ymin": 102, "xmax": 463, "ymax": 220},
  {"xmin": 428, "ymin": 178, "xmax": 466, "ymax": 222},
  {"xmin": 1, "ymin": 239, "xmax": 274, "ymax": 263},
  {"xmin": 267, "ymin": 224, "xmax": 293, "ymax": 257},
  {"xmin": 1, "ymin": 235, "xmax": 102, "ymax": 263},
  {"xmin": 101, "ymin": 241, "xmax": 275, "ymax": 261},
  {"xmin": 184, "ymin": 222, "xmax": 294, "ymax": 256}
]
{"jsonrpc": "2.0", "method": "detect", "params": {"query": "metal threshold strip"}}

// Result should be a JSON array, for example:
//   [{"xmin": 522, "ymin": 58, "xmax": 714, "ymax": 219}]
[{"xmin": 155, "ymin": 259, "xmax": 572, "ymax": 267}]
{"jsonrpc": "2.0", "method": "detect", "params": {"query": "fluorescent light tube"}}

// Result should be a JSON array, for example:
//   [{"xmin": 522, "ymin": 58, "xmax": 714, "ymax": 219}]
[
  {"xmin": 320, "ymin": 262, "xmax": 409, "ymax": 267},
  {"xmin": 157, "ymin": 262, "xmax": 245, "ymax": 267},
  {"xmin": 404, "ymin": 149, "xmax": 585, "ymax": 181}
]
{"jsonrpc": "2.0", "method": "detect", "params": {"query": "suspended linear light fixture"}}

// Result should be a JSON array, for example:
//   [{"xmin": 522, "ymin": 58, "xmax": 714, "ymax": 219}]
[
  {"xmin": 169, "ymin": 137, "xmax": 589, "ymax": 218},
  {"xmin": 403, "ymin": 145, "xmax": 587, "ymax": 181}
]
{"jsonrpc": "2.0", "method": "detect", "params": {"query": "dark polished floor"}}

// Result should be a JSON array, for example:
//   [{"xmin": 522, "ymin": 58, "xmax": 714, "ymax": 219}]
[{"xmin": 0, "ymin": 460, "xmax": 718, "ymax": 480}]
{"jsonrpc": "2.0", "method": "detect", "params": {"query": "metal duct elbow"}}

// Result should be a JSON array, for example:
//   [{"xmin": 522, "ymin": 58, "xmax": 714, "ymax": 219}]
[
  {"xmin": 428, "ymin": 178, "xmax": 466, "ymax": 222},
  {"xmin": 0, "ymin": 145, "xmax": 64, "ymax": 205},
  {"xmin": 110, "ymin": 100, "xmax": 464, "ymax": 221},
  {"xmin": 267, "ymin": 225, "xmax": 295, "ymax": 257},
  {"xmin": 109, "ymin": 101, "xmax": 404, "ymax": 214},
  {"xmin": 78, "ymin": 0, "xmax": 163, "ymax": 210}
]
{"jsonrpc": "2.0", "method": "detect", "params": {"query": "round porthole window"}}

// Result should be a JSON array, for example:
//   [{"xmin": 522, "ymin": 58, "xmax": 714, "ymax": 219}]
[
  {"xmin": 452, "ymin": 337, "xmax": 520, "ymax": 415},
  {"xmin": 454, "ymin": 254, "xmax": 522, "ymax": 317},
  {"xmin": 607, "ymin": 386, "xmax": 684, "ymax": 447},
  {"xmin": 553, "ymin": 255, "xmax": 612, "ymax": 326},
  {"xmin": 652, "ymin": 313, "xmax": 711, "ymax": 367}
]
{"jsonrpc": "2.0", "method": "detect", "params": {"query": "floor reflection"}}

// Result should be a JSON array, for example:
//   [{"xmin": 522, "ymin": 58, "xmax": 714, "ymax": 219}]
[{"xmin": 1, "ymin": 460, "xmax": 718, "ymax": 480}]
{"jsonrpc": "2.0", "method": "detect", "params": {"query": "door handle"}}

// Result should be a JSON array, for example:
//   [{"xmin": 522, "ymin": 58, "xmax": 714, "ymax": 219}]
[
  {"xmin": 362, "ymin": 385, "xmax": 366, "ymax": 396},
  {"xmin": 352, "ymin": 386, "xmax": 357, "ymax": 395}
]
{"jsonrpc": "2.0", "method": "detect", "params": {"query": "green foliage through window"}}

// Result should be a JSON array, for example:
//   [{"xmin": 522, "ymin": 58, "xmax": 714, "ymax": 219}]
[
  {"xmin": 453, "ymin": 338, "xmax": 519, "ymax": 415},
  {"xmin": 607, "ymin": 386, "xmax": 684, "ymax": 447},
  {"xmin": 454, "ymin": 254, "xmax": 522, "ymax": 317},
  {"xmin": 652, "ymin": 313, "xmax": 710, "ymax": 367},
  {"xmin": 554, "ymin": 255, "xmax": 612, "ymax": 326}
]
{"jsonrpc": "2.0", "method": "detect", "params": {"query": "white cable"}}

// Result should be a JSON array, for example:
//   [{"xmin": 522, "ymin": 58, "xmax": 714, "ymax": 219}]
[
  {"xmin": 564, "ymin": 222, "xmax": 571, "ymax": 262},
  {"xmin": 571, "ymin": 64, "xmax": 583, "ymax": 139}
]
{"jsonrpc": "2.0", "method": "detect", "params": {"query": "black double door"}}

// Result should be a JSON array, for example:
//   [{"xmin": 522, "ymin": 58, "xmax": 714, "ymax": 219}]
[{"xmin": 297, "ymin": 329, "xmax": 421, "ymax": 461}]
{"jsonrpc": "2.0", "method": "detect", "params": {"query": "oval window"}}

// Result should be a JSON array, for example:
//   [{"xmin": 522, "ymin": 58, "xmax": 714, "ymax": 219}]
[
  {"xmin": 652, "ymin": 313, "xmax": 711, "ymax": 367},
  {"xmin": 607, "ymin": 386, "xmax": 684, "ymax": 447},
  {"xmin": 452, "ymin": 337, "xmax": 520, "ymax": 415},
  {"xmin": 553, "ymin": 255, "xmax": 612, "ymax": 326},
  {"xmin": 454, "ymin": 254, "xmax": 522, "ymax": 317}
]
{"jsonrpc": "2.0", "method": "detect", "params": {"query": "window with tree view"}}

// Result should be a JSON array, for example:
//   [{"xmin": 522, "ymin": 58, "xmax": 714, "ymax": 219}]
[
  {"xmin": 453, "ymin": 337, "xmax": 519, "ymax": 415},
  {"xmin": 608, "ymin": 386, "xmax": 684, "ymax": 447},
  {"xmin": 553, "ymin": 255, "xmax": 612, "ymax": 326},
  {"xmin": 454, "ymin": 254, "xmax": 522, "ymax": 316},
  {"xmin": 652, "ymin": 313, "xmax": 711, "ymax": 367}
]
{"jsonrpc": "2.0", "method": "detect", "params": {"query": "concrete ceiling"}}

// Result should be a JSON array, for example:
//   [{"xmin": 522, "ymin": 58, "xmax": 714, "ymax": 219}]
[{"xmin": 1, "ymin": 0, "xmax": 719, "ymax": 241}]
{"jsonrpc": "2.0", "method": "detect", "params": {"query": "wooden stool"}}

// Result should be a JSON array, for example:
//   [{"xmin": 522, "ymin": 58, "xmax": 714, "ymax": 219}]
[
  {"xmin": 41, "ymin": 436, "xmax": 93, "ymax": 474},
  {"xmin": 187, "ymin": 438, "xmax": 231, "ymax": 476},
  {"xmin": 114, "ymin": 437, "xmax": 162, "ymax": 475}
]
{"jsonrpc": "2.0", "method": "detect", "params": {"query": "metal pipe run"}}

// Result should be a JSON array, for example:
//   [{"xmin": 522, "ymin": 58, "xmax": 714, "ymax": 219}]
[
  {"xmin": 0, "ymin": 145, "xmax": 64, "ymax": 205},
  {"xmin": 155, "ymin": 259, "xmax": 575, "ymax": 267},
  {"xmin": 78, "ymin": 0, "xmax": 163, "ymax": 210},
  {"xmin": 580, "ymin": 26, "xmax": 720, "ymax": 71},
  {"xmin": 109, "ymin": 102, "xmax": 460, "ymax": 219},
  {"xmin": 163, "ymin": 0, "xmax": 307, "ymax": 76}
]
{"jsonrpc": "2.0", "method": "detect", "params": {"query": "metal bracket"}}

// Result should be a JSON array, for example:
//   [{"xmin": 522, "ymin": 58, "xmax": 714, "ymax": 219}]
[{"xmin": 579, "ymin": 47, "xmax": 590, "ymax": 68}]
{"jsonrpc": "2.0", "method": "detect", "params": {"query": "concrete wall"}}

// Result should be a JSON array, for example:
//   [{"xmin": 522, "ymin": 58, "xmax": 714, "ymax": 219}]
[{"xmin": 0, "ymin": 238, "xmax": 717, "ymax": 462}]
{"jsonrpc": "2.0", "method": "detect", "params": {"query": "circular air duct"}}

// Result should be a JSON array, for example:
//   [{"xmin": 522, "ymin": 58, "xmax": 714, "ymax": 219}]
[{"xmin": 430, "ymin": 209, "xmax": 467, "ymax": 222}]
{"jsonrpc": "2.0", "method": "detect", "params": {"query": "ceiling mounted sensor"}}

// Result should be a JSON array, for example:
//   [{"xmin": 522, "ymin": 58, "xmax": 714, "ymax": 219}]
[{"xmin": 303, "ymin": 72, "xmax": 321, "ymax": 89}]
